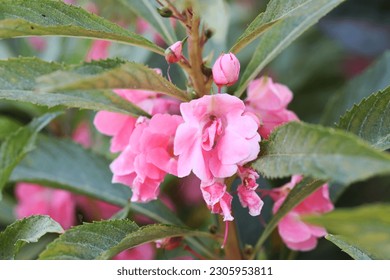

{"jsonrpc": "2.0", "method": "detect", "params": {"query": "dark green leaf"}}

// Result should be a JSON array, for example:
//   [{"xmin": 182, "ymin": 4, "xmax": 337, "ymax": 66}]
[
  {"xmin": 0, "ymin": 57, "xmax": 149, "ymax": 116},
  {"xmin": 338, "ymin": 86, "xmax": 390, "ymax": 151},
  {"xmin": 0, "ymin": 0, "xmax": 163, "ymax": 55},
  {"xmin": 254, "ymin": 121, "xmax": 390, "ymax": 185},
  {"xmin": 235, "ymin": 0, "xmax": 345, "ymax": 97},
  {"xmin": 305, "ymin": 204, "xmax": 390, "ymax": 259},
  {"xmin": 10, "ymin": 135, "xmax": 182, "ymax": 225},
  {"xmin": 37, "ymin": 59, "xmax": 189, "ymax": 101},
  {"xmin": 0, "ymin": 215, "xmax": 63, "ymax": 260},
  {"xmin": 325, "ymin": 234, "xmax": 372, "ymax": 260},
  {"xmin": 10, "ymin": 135, "xmax": 131, "ymax": 206},
  {"xmin": 322, "ymin": 51, "xmax": 390, "ymax": 125},
  {"xmin": 39, "ymin": 220, "xmax": 215, "ymax": 260},
  {"xmin": 0, "ymin": 112, "xmax": 59, "ymax": 198},
  {"xmin": 120, "ymin": 0, "xmax": 177, "ymax": 45}
]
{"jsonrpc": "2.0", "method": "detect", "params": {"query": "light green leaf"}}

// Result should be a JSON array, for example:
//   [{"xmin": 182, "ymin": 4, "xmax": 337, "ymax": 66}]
[
  {"xmin": 0, "ymin": 215, "xmax": 63, "ymax": 260},
  {"xmin": 322, "ymin": 51, "xmax": 390, "ymax": 125},
  {"xmin": 0, "ymin": 116, "xmax": 21, "ymax": 140},
  {"xmin": 36, "ymin": 59, "xmax": 189, "ymax": 101},
  {"xmin": 39, "ymin": 220, "xmax": 215, "ymax": 260},
  {"xmin": 0, "ymin": 0, "xmax": 163, "ymax": 55},
  {"xmin": 120, "ymin": 0, "xmax": 177, "ymax": 45},
  {"xmin": 235, "ymin": 0, "xmax": 345, "ymax": 97},
  {"xmin": 253, "ymin": 178, "xmax": 325, "ymax": 257},
  {"xmin": 305, "ymin": 204, "xmax": 390, "ymax": 259},
  {"xmin": 0, "ymin": 57, "xmax": 149, "ymax": 116},
  {"xmin": 325, "ymin": 234, "xmax": 372, "ymax": 260},
  {"xmin": 254, "ymin": 121, "xmax": 390, "ymax": 185},
  {"xmin": 0, "ymin": 112, "xmax": 59, "ymax": 198},
  {"xmin": 338, "ymin": 86, "xmax": 390, "ymax": 151}
]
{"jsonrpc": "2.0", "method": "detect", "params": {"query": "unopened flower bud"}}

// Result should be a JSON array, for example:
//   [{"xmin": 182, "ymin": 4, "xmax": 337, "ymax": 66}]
[
  {"xmin": 165, "ymin": 41, "xmax": 182, "ymax": 64},
  {"xmin": 212, "ymin": 52, "xmax": 240, "ymax": 88},
  {"xmin": 157, "ymin": 7, "xmax": 173, "ymax": 18}
]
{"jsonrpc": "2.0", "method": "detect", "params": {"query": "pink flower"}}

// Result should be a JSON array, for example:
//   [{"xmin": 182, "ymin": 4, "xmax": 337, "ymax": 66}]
[
  {"xmin": 174, "ymin": 94, "xmax": 260, "ymax": 182},
  {"xmin": 94, "ymin": 87, "xmax": 180, "ymax": 153},
  {"xmin": 111, "ymin": 114, "xmax": 183, "ymax": 202},
  {"xmin": 28, "ymin": 37, "xmax": 47, "ymax": 52},
  {"xmin": 272, "ymin": 176, "xmax": 334, "ymax": 251},
  {"xmin": 212, "ymin": 53, "xmax": 240, "ymax": 88},
  {"xmin": 76, "ymin": 196, "xmax": 121, "ymax": 221},
  {"xmin": 245, "ymin": 77, "xmax": 298, "ymax": 138},
  {"xmin": 15, "ymin": 183, "xmax": 76, "ymax": 229},
  {"xmin": 237, "ymin": 167, "xmax": 263, "ymax": 216},
  {"xmin": 86, "ymin": 40, "xmax": 111, "ymax": 61},
  {"xmin": 200, "ymin": 180, "xmax": 233, "ymax": 221},
  {"xmin": 165, "ymin": 41, "xmax": 182, "ymax": 64},
  {"xmin": 113, "ymin": 243, "xmax": 155, "ymax": 260},
  {"xmin": 72, "ymin": 121, "xmax": 92, "ymax": 148}
]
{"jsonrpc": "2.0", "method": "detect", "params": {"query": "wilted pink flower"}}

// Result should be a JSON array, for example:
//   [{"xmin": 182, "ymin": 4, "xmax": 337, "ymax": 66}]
[
  {"xmin": 165, "ymin": 41, "xmax": 182, "ymax": 64},
  {"xmin": 15, "ymin": 183, "xmax": 76, "ymax": 230},
  {"xmin": 111, "ymin": 114, "xmax": 183, "ymax": 202},
  {"xmin": 200, "ymin": 180, "xmax": 233, "ymax": 221},
  {"xmin": 237, "ymin": 166, "xmax": 263, "ymax": 216},
  {"xmin": 245, "ymin": 77, "xmax": 298, "ymax": 138},
  {"xmin": 113, "ymin": 243, "xmax": 155, "ymax": 260},
  {"xmin": 212, "ymin": 53, "xmax": 240, "ymax": 88},
  {"xmin": 272, "ymin": 176, "xmax": 334, "ymax": 251},
  {"xmin": 174, "ymin": 94, "xmax": 260, "ymax": 182},
  {"xmin": 86, "ymin": 40, "xmax": 111, "ymax": 61}
]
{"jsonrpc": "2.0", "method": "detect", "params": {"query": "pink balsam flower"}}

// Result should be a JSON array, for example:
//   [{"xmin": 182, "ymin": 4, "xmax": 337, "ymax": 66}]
[
  {"xmin": 272, "ymin": 176, "xmax": 334, "ymax": 251},
  {"xmin": 200, "ymin": 180, "xmax": 233, "ymax": 221},
  {"xmin": 110, "ymin": 114, "xmax": 183, "ymax": 202},
  {"xmin": 237, "ymin": 166, "xmax": 263, "ymax": 216},
  {"xmin": 245, "ymin": 77, "xmax": 298, "ymax": 138},
  {"xmin": 174, "ymin": 94, "xmax": 260, "ymax": 182},
  {"xmin": 94, "ymin": 86, "xmax": 180, "ymax": 153},
  {"xmin": 86, "ymin": 40, "xmax": 111, "ymax": 62},
  {"xmin": 15, "ymin": 183, "xmax": 76, "ymax": 230},
  {"xmin": 212, "ymin": 53, "xmax": 240, "ymax": 88}
]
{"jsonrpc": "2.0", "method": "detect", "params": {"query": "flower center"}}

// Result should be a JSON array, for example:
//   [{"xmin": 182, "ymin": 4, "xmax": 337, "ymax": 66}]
[{"xmin": 201, "ymin": 115, "xmax": 223, "ymax": 151}]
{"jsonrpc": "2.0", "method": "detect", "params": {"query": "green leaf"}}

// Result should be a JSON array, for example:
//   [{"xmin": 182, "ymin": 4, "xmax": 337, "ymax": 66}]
[
  {"xmin": 0, "ymin": 194, "xmax": 16, "ymax": 224},
  {"xmin": 0, "ymin": 116, "xmax": 21, "ymax": 140},
  {"xmin": 322, "ymin": 51, "xmax": 390, "ymax": 125},
  {"xmin": 304, "ymin": 204, "xmax": 390, "ymax": 259},
  {"xmin": 0, "ymin": 215, "xmax": 63, "ymax": 260},
  {"xmin": 338, "ymin": 86, "xmax": 390, "ymax": 151},
  {"xmin": 39, "ymin": 220, "xmax": 215, "ymax": 260},
  {"xmin": 9, "ymin": 135, "xmax": 181, "ymax": 225},
  {"xmin": 253, "ymin": 178, "xmax": 325, "ymax": 257},
  {"xmin": 0, "ymin": 0, "xmax": 163, "ymax": 55},
  {"xmin": 235, "ymin": 0, "xmax": 345, "ymax": 97},
  {"xmin": 120, "ymin": 0, "xmax": 177, "ymax": 45},
  {"xmin": 0, "ymin": 112, "xmax": 59, "ymax": 198},
  {"xmin": 230, "ymin": 0, "xmax": 307, "ymax": 53},
  {"xmin": 0, "ymin": 57, "xmax": 149, "ymax": 116},
  {"xmin": 10, "ymin": 135, "xmax": 130, "ymax": 206},
  {"xmin": 36, "ymin": 59, "xmax": 189, "ymax": 101},
  {"xmin": 325, "ymin": 234, "xmax": 372, "ymax": 260},
  {"xmin": 254, "ymin": 121, "xmax": 390, "ymax": 185}
]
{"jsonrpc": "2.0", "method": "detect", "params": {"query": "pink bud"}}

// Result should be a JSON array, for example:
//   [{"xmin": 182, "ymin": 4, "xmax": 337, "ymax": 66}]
[
  {"xmin": 165, "ymin": 41, "xmax": 182, "ymax": 64},
  {"xmin": 212, "ymin": 53, "xmax": 240, "ymax": 87}
]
